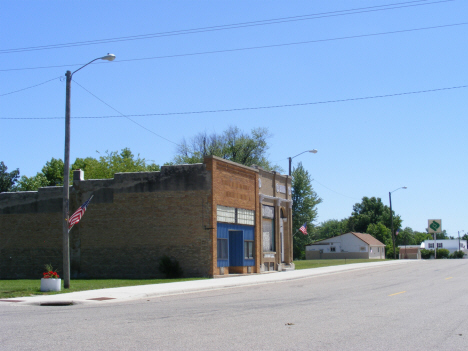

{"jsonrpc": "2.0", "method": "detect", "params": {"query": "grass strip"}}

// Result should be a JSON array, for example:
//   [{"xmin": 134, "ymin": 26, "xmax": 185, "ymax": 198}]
[
  {"xmin": 0, "ymin": 278, "xmax": 205, "ymax": 299},
  {"xmin": 1, "ymin": 260, "xmax": 391, "ymax": 299},
  {"xmin": 294, "ymin": 259, "xmax": 391, "ymax": 270}
]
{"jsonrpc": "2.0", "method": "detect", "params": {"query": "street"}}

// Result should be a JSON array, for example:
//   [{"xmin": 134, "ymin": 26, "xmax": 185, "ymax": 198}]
[{"xmin": 1, "ymin": 260, "xmax": 467, "ymax": 350}]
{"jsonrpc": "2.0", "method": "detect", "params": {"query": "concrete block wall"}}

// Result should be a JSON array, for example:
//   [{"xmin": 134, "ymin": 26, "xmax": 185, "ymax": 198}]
[
  {"xmin": 0, "ymin": 164, "xmax": 213, "ymax": 279},
  {"xmin": 1, "ymin": 187, "xmax": 63, "ymax": 279}
]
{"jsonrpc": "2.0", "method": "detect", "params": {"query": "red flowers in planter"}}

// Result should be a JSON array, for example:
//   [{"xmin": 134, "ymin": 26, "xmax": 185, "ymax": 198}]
[
  {"xmin": 42, "ymin": 264, "xmax": 60, "ymax": 279},
  {"xmin": 43, "ymin": 271, "xmax": 60, "ymax": 279}
]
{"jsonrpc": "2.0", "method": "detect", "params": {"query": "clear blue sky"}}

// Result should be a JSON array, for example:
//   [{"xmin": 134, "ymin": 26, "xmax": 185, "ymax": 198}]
[{"xmin": 1, "ymin": 0, "xmax": 467, "ymax": 237}]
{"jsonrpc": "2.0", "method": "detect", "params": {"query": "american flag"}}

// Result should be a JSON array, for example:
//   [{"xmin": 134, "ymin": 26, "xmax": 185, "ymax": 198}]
[
  {"xmin": 68, "ymin": 195, "xmax": 93, "ymax": 231},
  {"xmin": 299, "ymin": 223, "xmax": 307, "ymax": 235}
]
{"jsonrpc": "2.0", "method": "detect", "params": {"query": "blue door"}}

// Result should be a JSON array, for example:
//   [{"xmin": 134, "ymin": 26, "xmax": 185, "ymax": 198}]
[{"xmin": 229, "ymin": 230, "xmax": 244, "ymax": 267}]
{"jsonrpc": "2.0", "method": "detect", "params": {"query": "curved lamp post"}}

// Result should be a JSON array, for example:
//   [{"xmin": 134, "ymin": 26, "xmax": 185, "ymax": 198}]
[
  {"xmin": 389, "ymin": 186, "xmax": 407, "ymax": 259},
  {"xmin": 288, "ymin": 149, "xmax": 317, "ymax": 176},
  {"xmin": 63, "ymin": 54, "xmax": 116, "ymax": 289}
]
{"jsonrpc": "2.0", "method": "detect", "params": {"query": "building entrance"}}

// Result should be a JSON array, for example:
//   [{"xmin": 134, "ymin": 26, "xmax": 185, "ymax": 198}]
[{"xmin": 229, "ymin": 230, "xmax": 244, "ymax": 267}]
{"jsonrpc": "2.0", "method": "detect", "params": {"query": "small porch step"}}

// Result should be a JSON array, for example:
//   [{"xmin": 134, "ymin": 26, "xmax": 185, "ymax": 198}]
[{"xmin": 282, "ymin": 263, "xmax": 295, "ymax": 272}]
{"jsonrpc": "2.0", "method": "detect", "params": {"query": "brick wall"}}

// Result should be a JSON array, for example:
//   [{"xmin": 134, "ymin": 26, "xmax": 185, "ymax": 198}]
[
  {"xmin": 204, "ymin": 156, "xmax": 260, "ymax": 276},
  {"xmin": 1, "ymin": 164, "xmax": 213, "ymax": 279}
]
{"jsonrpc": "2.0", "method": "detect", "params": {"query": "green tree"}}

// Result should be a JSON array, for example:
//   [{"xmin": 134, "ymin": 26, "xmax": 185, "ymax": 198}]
[
  {"xmin": 14, "ymin": 173, "xmax": 49, "ymax": 191},
  {"xmin": 0, "ymin": 162, "xmax": 20, "ymax": 192},
  {"xmin": 413, "ymin": 231, "xmax": 432, "ymax": 245},
  {"xmin": 366, "ymin": 222, "xmax": 395, "ymax": 257},
  {"xmin": 41, "ymin": 157, "xmax": 64, "ymax": 186},
  {"xmin": 395, "ymin": 227, "xmax": 416, "ymax": 246},
  {"xmin": 347, "ymin": 196, "xmax": 401, "ymax": 234},
  {"xmin": 314, "ymin": 219, "xmax": 348, "ymax": 241},
  {"xmin": 366, "ymin": 223, "xmax": 392, "ymax": 246},
  {"xmin": 10, "ymin": 157, "xmax": 63, "ymax": 192},
  {"xmin": 435, "ymin": 230, "xmax": 449, "ymax": 240},
  {"xmin": 292, "ymin": 162, "xmax": 322, "ymax": 259},
  {"xmin": 72, "ymin": 148, "xmax": 160, "ymax": 179},
  {"xmin": 173, "ymin": 126, "xmax": 282, "ymax": 171}
]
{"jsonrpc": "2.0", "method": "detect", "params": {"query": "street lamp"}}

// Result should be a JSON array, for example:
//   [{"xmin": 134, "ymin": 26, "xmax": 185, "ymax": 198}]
[
  {"xmin": 288, "ymin": 149, "xmax": 317, "ymax": 176},
  {"xmin": 389, "ymin": 186, "xmax": 407, "ymax": 259},
  {"xmin": 63, "ymin": 54, "xmax": 115, "ymax": 289}
]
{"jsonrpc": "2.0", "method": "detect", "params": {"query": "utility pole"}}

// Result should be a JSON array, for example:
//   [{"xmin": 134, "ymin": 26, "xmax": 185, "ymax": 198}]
[
  {"xmin": 62, "ymin": 54, "xmax": 115, "ymax": 289},
  {"xmin": 63, "ymin": 70, "xmax": 72, "ymax": 289},
  {"xmin": 389, "ymin": 192, "xmax": 396, "ymax": 259}
]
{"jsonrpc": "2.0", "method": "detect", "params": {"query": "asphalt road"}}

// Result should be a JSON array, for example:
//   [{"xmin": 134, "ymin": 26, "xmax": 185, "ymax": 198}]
[{"xmin": 1, "ymin": 260, "xmax": 467, "ymax": 350}]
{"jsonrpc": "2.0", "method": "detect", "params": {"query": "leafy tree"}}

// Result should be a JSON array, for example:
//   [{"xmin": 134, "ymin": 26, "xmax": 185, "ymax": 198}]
[
  {"xmin": 0, "ymin": 162, "xmax": 20, "ymax": 192},
  {"xmin": 413, "ymin": 231, "xmax": 432, "ymax": 245},
  {"xmin": 314, "ymin": 219, "xmax": 348, "ymax": 241},
  {"xmin": 14, "ymin": 173, "xmax": 49, "ymax": 191},
  {"xmin": 173, "ymin": 126, "xmax": 282, "ymax": 171},
  {"xmin": 72, "ymin": 148, "xmax": 160, "ymax": 179},
  {"xmin": 9, "ymin": 157, "xmax": 63, "ymax": 192},
  {"xmin": 347, "ymin": 196, "xmax": 401, "ymax": 234},
  {"xmin": 42, "ymin": 157, "xmax": 64, "ymax": 186},
  {"xmin": 367, "ymin": 223, "xmax": 392, "ymax": 246},
  {"xmin": 10, "ymin": 149, "xmax": 159, "ymax": 192},
  {"xmin": 435, "ymin": 230, "xmax": 449, "ymax": 240},
  {"xmin": 292, "ymin": 162, "xmax": 322, "ymax": 259},
  {"xmin": 366, "ymin": 222, "xmax": 395, "ymax": 258},
  {"xmin": 395, "ymin": 227, "xmax": 416, "ymax": 246}
]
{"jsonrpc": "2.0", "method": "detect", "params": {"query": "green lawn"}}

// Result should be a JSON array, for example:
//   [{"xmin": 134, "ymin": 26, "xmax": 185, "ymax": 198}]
[
  {"xmin": 1, "ymin": 260, "xmax": 391, "ymax": 299},
  {"xmin": 0, "ymin": 278, "xmax": 205, "ymax": 299},
  {"xmin": 294, "ymin": 259, "xmax": 391, "ymax": 270}
]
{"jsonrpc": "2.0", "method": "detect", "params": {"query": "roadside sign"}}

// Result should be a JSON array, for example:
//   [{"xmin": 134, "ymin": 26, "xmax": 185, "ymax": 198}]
[{"xmin": 428, "ymin": 219, "xmax": 442, "ymax": 233}]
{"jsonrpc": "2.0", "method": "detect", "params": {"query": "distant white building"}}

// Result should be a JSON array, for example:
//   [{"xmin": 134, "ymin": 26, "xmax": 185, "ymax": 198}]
[
  {"xmin": 305, "ymin": 232, "xmax": 386, "ymax": 259},
  {"xmin": 421, "ymin": 239, "xmax": 467, "ymax": 254}
]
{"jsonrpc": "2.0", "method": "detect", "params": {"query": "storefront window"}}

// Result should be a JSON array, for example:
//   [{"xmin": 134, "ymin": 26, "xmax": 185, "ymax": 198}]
[
  {"xmin": 237, "ymin": 208, "xmax": 255, "ymax": 225},
  {"xmin": 217, "ymin": 238, "xmax": 228, "ymax": 260},
  {"xmin": 244, "ymin": 240, "xmax": 254, "ymax": 259},
  {"xmin": 217, "ymin": 205, "xmax": 235, "ymax": 223},
  {"xmin": 263, "ymin": 219, "xmax": 275, "ymax": 252},
  {"xmin": 217, "ymin": 205, "xmax": 255, "ymax": 225}
]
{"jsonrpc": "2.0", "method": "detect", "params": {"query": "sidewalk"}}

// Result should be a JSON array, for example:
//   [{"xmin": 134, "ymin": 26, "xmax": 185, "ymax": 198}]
[{"xmin": 0, "ymin": 260, "xmax": 420, "ymax": 306}]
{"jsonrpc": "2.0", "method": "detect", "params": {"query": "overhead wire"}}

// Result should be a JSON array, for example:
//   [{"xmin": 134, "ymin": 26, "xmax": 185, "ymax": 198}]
[
  {"xmin": 0, "ymin": 0, "xmax": 453, "ymax": 55},
  {"xmin": 2, "ymin": 21, "xmax": 466, "ymax": 73},
  {"xmin": 0, "ymin": 76, "xmax": 61, "ymax": 97},
  {"xmin": 72, "ymin": 80, "xmax": 179, "ymax": 146},
  {"xmin": 313, "ymin": 179, "xmax": 359, "ymax": 200},
  {"xmin": 2, "ymin": 84, "xmax": 466, "ymax": 120}
]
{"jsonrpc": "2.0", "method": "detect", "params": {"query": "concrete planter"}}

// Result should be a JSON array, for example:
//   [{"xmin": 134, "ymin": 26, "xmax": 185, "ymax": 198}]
[{"xmin": 40, "ymin": 278, "xmax": 61, "ymax": 292}]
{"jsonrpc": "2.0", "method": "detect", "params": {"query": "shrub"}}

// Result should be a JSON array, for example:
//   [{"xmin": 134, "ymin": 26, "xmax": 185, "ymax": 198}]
[
  {"xmin": 420, "ymin": 249, "xmax": 433, "ymax": 259},
  {"xmin": 436, "ymin": 248, "xmax": 450, "ymax": 259},
  {"xmin": 449, "ymin": 250, "xmax": 465, "ymax": 259},
  {"xmin": 158, "ymin": 255, "xmax": 183, "ymax": 278}
]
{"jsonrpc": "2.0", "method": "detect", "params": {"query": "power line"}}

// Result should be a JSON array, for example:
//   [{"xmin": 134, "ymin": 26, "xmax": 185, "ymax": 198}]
[
  {"xmin": 2, "ymin": 21, "xmax": 466, "ymax": 73},
  {"xmin": 0, "ymin": 0, "xmax": 453, "ymax": 55},
  {"xmin": 72, "ymin": 80, "xmax": 179, "ymax": 146},
  {"xmin": 2, "ymin": 84, "xmax": 466, "ymax": 120},
  {"xmin": 313, "ymin": 179, "xmax": 358, "ymax": 200},
  {"xmin": 0, "ymin": 76, "xmax": 61, "ymax": 97}
]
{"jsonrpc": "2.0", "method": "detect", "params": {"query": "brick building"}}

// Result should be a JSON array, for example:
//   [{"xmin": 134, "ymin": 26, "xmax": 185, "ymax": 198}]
[{"xmin": 0, "ymin": 156, "xmax": 293, "ymax": 279}]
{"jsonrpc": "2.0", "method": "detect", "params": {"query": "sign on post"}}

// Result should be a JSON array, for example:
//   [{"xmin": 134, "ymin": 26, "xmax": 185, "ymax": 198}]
[{"xmin": 428, "ymin": 219, "xmax": 442, "ymax": 233}]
